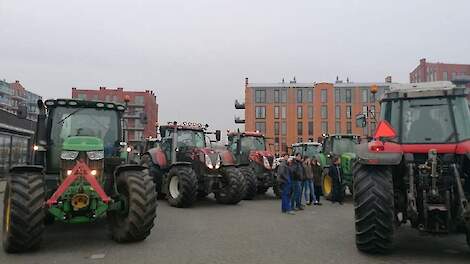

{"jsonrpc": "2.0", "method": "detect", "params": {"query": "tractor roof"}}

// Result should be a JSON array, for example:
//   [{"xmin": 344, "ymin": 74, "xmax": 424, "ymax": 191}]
[
  {"xmin": 227, "ymin": 131, "xmax": 264, "ymax": 137},
  {"xmin": 44, "ymin": 98, "xmax": 126, "ymax": 111},
  {"xmin": 383, "ymin": 81, "xmax": 468, "ymax": 100},
  {"xmin": 160, "ymin": 122, "xmax": 205, "ymax": 131},
  {"xmin": 292, "ymin": 142, "xmax": 321, "ymax": 147}
]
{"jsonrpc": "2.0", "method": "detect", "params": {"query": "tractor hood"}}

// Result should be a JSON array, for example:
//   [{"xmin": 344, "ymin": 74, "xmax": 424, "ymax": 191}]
[
  {"xmin": 62, "ymin": 136, "xmax": 104, "ymax": 152},
  {"xmin": 249, "ymin": 150, "xmax": 274, "ymax": 170}
]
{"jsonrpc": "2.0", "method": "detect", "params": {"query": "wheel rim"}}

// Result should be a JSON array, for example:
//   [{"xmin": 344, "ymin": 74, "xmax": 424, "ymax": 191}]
[
  {"xmin": 323, "ymin": 175, "xmax": 332, "ymax": 195},
  {"xmin": 169, "ymin": 175, "xmax": 180, "ymax": 198}
]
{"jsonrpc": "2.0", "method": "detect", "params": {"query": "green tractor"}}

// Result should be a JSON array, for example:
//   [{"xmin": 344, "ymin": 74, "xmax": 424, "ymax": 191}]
[
  {"xmin": 2, "ymin": 99, "xmax": 157, "ymax": 253},
  {"xmin": 316, "ymin": 134, "xmax": 360, "ymax": 200},
  {"xmin": 291, "ymin": 142, "xmax": 322, "ymax": 159}
]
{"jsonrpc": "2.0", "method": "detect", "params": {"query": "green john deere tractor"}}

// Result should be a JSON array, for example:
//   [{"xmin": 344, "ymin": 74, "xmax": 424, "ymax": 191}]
[
  {"xmin": 2, "ymin": 99, "xmax": 157, "ymax": 253},
  {"xmin": 316, "ymin": 134, "xmax": 360, "ymax": 200}
]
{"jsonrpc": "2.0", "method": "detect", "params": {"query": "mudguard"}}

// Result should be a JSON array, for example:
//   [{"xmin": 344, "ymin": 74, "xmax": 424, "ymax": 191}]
[
  {"xmin": 114, "ymin": 164, "xmax": 146, "ymax": 177},
  {"xmin": 217, "ymin": 149, "xmax": 236, "ymax": 166},
  {"xmin": 147, "ymin": 148, "xmax": 168, "ymax": 168},
  {"xmin": 355, "ymin": 142, "xmax": 403, "ymax": 165},
  {"xmin": 9, "ymin": 165, "xmax": 44, "ymax": 174}
]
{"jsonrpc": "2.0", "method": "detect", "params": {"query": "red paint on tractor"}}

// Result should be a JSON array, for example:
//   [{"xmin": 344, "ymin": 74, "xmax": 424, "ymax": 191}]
[
  {"xmin": 154, "ymin": 150, "xmax": 167, "ymax": 167},
  {"xmin": 367, "ymin": 139, "xmax": 470, "ymax": 155},
  {"xmin": 46, "ymin": 161, "xmax": 111, "ymax": 206}
]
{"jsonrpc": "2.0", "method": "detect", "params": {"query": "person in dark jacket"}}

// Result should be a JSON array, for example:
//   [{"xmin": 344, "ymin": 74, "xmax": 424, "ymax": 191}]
[
  {"xmin": 302, "ymin": 157, "xmax": 315, "ymax": 205},
  {"xmin": 311, "ymin": 158, "xmax": 322, "ymax": 205},
  {"xmin": 277, "ymin": 154, "xmax": 295, "ymax": 215},
  {"xmin": 291, "ymin": 153, "xmax": 305, "ymax": 211},
  {"xmin": 329, "ymin": 156, "xmax": 344, "ymax": 205}
]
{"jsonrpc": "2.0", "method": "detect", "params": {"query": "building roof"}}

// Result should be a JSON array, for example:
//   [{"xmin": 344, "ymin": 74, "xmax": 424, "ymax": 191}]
[
  {"xmin": 334, "ymin": 82, "xmax": 394, "ymax": 88},
  {"xmin": 247, "ymin": 82, "xmax": 315, "ymax": 88}
]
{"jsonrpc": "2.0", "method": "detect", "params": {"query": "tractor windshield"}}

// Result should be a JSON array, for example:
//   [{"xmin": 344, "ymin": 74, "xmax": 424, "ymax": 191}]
[
  {"xmin": 293, "ymin": 145, "xmax": 321, "ymax": 157},
  {"xmin": 240, "ymin": 136, "xmax": 266, "ymax": 151},
  {"xmin": 382, "ymin": 96, "xmax": 470, "ymax": 143},
  {"xmin": 176, "ymin": 130, "xmax": 205, "ymax": 148},
  {"xmin": 332, "ymin": 138, "xmax": 358, "ymax": 154},
  {"xmin": 48, "ymin": 107, "xmax": 120, "ymax": 171}
]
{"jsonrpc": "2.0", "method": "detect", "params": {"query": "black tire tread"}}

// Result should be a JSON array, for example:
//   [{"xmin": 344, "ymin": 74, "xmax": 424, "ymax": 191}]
[
  {"xmin": 167, "ymin": 166, "xmax": 198, "ymax": 208},
  {"xmin": 3, "ymin": 172, "xmax": 45, "ymax": 253},
  {"xmin": 240, "ymin": 166, "xmax": 257, "ymax": 200},
  {"xmin": 353, "ymin": 162, "xmax": 394, "ymax": 254},
  {"xmin": 215, "ymin": 167, "xmax": 245, "ymax": 205}
]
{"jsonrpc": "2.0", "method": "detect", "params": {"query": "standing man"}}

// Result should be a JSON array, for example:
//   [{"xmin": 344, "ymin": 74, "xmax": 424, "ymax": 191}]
[
  {"xmin": 302, "ymin": 157, "xmax": 315, "ymax": 205},
  {"xmin": 312, "ymin": 158, "xmax": 322, "ymax": 205},
  {"xmin": 277, "ymin": 154, "xmax": 295, "ymax": 215},
  {"xmin": 291, "ymin": 153, "xmax": 305, "ymax": 211},
  {"xmin": 329, "ymin": 156, "xmax": 344, "ymax": 205}
]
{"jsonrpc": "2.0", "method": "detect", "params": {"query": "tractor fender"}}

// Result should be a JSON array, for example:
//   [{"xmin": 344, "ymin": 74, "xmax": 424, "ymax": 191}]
[
  {"xmin": 169, "ymin": 161, "xmax": 192, "ymax": 169},
  {"xmin": 217, "ymin": 149, "xmax": 236, "ymax": 166},
  {"xmin": 9, "ymin": 165, "xmax": 44, "ymax": 174},
  {"xmin": 147, "ymin": 148, "xmax": 168, "ymax": 168},
  {"xmin": 114, "ymin": 164, "xmax": 146, "ymax": 177},
  {"xmin": 355, "ymin": 142, "xmax": 403, "ymax": 165}
]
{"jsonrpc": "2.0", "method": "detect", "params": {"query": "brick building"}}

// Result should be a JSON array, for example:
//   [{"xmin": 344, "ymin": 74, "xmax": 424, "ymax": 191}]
[
  {"xmin": 236, "ymin": 78, "xmax": 392, "ymax": 154},
  {"xmin": 71, "ymin": 87, "xmax": 158, "ymax": 144},
  {"xmin": 0, "ymin": 79, "xmax": 42, "ymax": 121},
  {"xmin": 410, "ymin": 58, "xmax": 470, "ymax": 85}
]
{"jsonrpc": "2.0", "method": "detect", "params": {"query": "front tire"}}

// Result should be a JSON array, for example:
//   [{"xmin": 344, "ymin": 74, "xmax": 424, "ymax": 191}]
[
  {"xmin": 353, "ymin": 163, "xmax": 394, "ymax": 254},
  {"xmin": 240, "ymin": 166, "xmax": 257, "ymax": 200},
  {"xmin": 321, "ymin": 168, "xmax": 333, "ymax": 200},
  {"xmin": 166, "ymin": 166, "xmax": 198, "ymax": 208},
  {"xmin": 3, "ymin": 172, "xmax": 46, "ymax": 253},
  {"xmin": 108, "ymin": 170, "xmax": 157, "ymax": 242},
  {"xmin": 215, "ymin": 167, "xmax": 245, "ymax": 205}
]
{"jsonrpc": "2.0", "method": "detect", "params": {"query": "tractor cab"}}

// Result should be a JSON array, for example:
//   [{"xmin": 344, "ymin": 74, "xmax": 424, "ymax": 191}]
[
  {"xmin": 291, "ymin": 142, "xmax": 322, "ymax": 159},
  {"xmin": 227, "ymin": 131, "xmax": 271, "ymax": 166}
]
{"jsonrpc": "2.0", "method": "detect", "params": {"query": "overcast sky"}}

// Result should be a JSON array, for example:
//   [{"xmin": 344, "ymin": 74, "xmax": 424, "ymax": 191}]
[{"xmin": 1, "ymin": 0, "xmax": 469, "ymax": 132}]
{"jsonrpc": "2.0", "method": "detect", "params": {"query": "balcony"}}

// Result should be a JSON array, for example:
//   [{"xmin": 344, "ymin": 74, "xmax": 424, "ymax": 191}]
[
  {"xmin": 234, "ymin": 116, "xmax": 245, "ymax": 124},
  {"xmin": 0, "ymin": 86, "xmax": 12, "ymax": 96},
  {"xmin": 235, "ymin": 100, "xmax": 245, "ymax": 109},
  {"xmin": 123, "ymin": 113, "xmax": 140, "ymax": 119},
  {"xmin": 125, "ymin": 126, "xmax": 145, "ymax": 131}
]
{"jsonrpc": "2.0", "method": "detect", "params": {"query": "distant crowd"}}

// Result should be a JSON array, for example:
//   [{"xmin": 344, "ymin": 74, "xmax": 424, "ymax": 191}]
[{"xmin": 277, "ymin": 153, "xmax": 344, "ymax": 214}]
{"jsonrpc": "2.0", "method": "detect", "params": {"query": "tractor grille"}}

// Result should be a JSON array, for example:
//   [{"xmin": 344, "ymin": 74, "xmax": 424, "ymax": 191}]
[{"xmin": 60, "ymin": 152, "xmax": 104, "ymax": 183}]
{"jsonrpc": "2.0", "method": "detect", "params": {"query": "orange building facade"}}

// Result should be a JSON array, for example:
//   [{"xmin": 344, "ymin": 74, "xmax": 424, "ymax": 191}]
[{"xmin": 239, "ymin": 78, "xmax": 393, "ymax": 154}]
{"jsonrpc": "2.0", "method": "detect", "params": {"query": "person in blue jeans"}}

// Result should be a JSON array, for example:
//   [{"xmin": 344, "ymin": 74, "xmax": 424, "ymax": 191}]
[
  {"xmin": 302, "ymin": 157, "xmax": 316, "ymax": 205},
  {"xmin": 291, "ymin": 153, "xmax": 304, "ymax": 211},
  {"xmin": 277, "ymin": 154, "xmax": 295, "ymax": 215}
]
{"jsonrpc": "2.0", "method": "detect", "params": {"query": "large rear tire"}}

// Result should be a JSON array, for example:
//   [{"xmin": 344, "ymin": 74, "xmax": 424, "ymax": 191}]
[
  {"xmin": 2, "ymin": 172, "xmax": 46, "ymax": 253},
  {"xmin": 166, "ymin": 166, "xmax": 198, "ymax": 208},
  {"xmin": 215, "ymin": 167, "xmax": 245, "ymax": 205},
  {"xmin": 240, "ymin": 166, "xmax": 257, "ymax": 200},
  {"xmin": 353, "ymin": 163, "xmax": 394, "ymax": 254},
  {"xmin": 321, "ymin": 168, "xmax": 333, "ymax": 200},
  {"xmin": 108, "ymin": 170, "xmax": 157, "ymax": 242}
]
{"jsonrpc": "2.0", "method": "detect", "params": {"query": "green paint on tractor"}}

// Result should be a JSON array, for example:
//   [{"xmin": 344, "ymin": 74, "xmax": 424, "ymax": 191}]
[{"xmin": 62, "ymin": 136, "xmax": 104, "ymax": 151}]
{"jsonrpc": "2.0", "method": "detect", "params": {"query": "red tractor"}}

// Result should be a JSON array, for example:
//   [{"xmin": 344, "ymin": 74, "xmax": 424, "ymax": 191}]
[
  {"xmin": 226, "ymin": 131, "xmax": 279, "ymax": 199},
  {"xmin": 353, "ymin": 81, "xmax": 470, "ymax": 253},
  {"xmin": 141, "ymin": 122, "xmax": 245, "ymax": 208}
]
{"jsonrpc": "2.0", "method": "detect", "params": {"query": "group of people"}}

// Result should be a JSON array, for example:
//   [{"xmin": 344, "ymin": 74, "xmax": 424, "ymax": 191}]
[{"xmin": 277, "ymin": 153, "xmax": 344, "ymax": 215}]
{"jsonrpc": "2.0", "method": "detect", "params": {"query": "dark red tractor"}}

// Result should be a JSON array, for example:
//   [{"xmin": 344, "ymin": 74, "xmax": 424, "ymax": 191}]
[
  {"xmin": 226, "ymin": 131, "xmax": 279, "ymax": 199},
  {"xmin": 353, "ymin": 81, "xmax": 470, "ymax": 253},
  {"xmin": 141, "ymin": 122, "xmax": 245, "ymax": 208}
]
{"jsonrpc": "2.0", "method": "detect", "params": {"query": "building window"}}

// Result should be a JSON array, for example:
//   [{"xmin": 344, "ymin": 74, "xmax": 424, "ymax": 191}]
[
  {"xmin": 281, "ymin": 89, "xmax": 287, "ymax": 103},
  {"xmin": 321, "ymin": 89, "xmax": 327, "ymax": 103},
  {"xmin": 346, "ymin": 106, "xmax": 352, "ymax": 119},
  {"xmin": 274, "ymin": 106, "xmax": 280, "ymax": 119},
  {"xmin": 134, "ymin": 131, "xmax": 143, "ymax": 141},
  {"xmin": 274, "ymin": 121, "xmax": 280, "ymax": 136},
  {"xmin": 297, "ymin": 122, "xmax": 303, "ymax": 136},
  {"xmin": 297, "ymin": 106, "xmax": 303, "ymax": 119},
  {"xmin": 255, "ymin": 122, "xmax": 266, "ymax": 133},
  {"xmin": 362, "ymin": 105, "xmax": 368, "ymax": 116},
  {"xmin": 305, "ymin": 89, "xmax": 313, "ymax": 103},
  {"xmin": 335, "ymin": 121, "xmax": 341, "ymax": 134},
  {"xmin": 443, "ymin": 72, "xmax": 448, "ymax": 81},
  {"xmin": 370, "ymin": 90, "xmax": 376, "ymax": 103},
  {"xmin": 77, "ymin": 93, "xmax": 86, "ymax": 100},
  {"xmin": 281, "ymin": 106, "xmax": 286, "ymax": 119},
  {"xmin": 274, "ymin": 90, "xmax": 280, "ymax": 103},
  {"xmin": 335, "ymin": 105, "xmax": 340, "ymax": 119},
  {"xmin": 452, "ymin": 72, "xmax": 456, "ymax": 80},
  {"xmin": 321, "ymin": 121, "xmax": 328, "ymax": 134},
  {"xmin": 335, "ymin": 88, "xmax": 341, "ymax": 103},
  {"xmin": 308, "ymin": 121, "xmax": 314, "ymax": 136},
  {"xmin": 346, "ymin": 121, "xmax": 352, "ymax": 133},
  {"xmin": 308, "ymin": 105, "xmax": 313, "ymax": 119},
  {"xmin": 370, "ymin": 105, "xmax": 376, "ymax": 116},
  {"xmin": 297, "ymin": 90, "xmax": 303, "ymax": 103},
  {"xmin": 370, "ymin": 121, "xmax": 376, "ymax": 136},
  {"xmin": 363, "ymin": 123, "xmax": 368, "ymax": 137},
  {"xmin": 345, "ymin": 89, "xmax": 352, "ymax": 103},
  {"xmin": 135, "ymin": 95, "xmax": 144, "ymax": 105},
  {"xmin": 281, "ymin": 121, "xmax": 287, "ymax": 136},
  {"xmin": 255, "ymin": 106, "xmax": 266, "ymax": 119},
  {"xmin": 281, "ymin": 138, "xmax": 287, "ymax": 153},
  {"xmin": 361, "ymin": 89, "xmax": 368, "ymax": 103},
  {"xmin": 321, "ymin": 105, "xmax": 328, "ymax": 119},
  {"xmin": 255, "ymin": 90, "xmax": 266, "ymax": 103}
]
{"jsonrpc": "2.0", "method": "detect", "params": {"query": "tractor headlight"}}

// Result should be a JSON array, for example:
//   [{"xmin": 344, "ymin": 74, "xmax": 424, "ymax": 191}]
[
  {"xmin": 215, "ymin": 155, "xmax": 221, "ymax": 169},
  {"xmin": 263, "ymin": 156, "xmax": 271, "ymax": 169},
  {"xmin": 87, "ymin": 150, "xmax": 104, "ymax": 160},
  {"xmin": 205, "ymin": 154, "xmax": 214, "ymax": 169},
  {"xmin": 61, "ymin": 151, "xmax": 79, "ymax": 160}
]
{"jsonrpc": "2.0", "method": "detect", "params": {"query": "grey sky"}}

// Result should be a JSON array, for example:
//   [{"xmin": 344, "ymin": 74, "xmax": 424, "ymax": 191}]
[{"xmin": 1, "ymin": 0, "xmax": 469, "ymax": 132}]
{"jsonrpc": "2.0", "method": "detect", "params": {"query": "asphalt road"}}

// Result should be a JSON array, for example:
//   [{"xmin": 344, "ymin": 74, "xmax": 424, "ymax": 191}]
[{"xmin": 0, "ymin": 192, "xmax": 469, "ymax": 264}]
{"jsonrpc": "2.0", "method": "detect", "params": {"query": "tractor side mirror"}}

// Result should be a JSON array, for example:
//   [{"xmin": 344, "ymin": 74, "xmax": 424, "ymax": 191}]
[
  {"xmin": 17, "ymin": 104, "xmax": 28, "ymax": 119},
  {"xmin": 215, "ymin": 130, "xmax": 221, "ymax": 142},
  {"xmin": 355, "ymin": 113, "xmax": 366, "ymax": 128}
]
